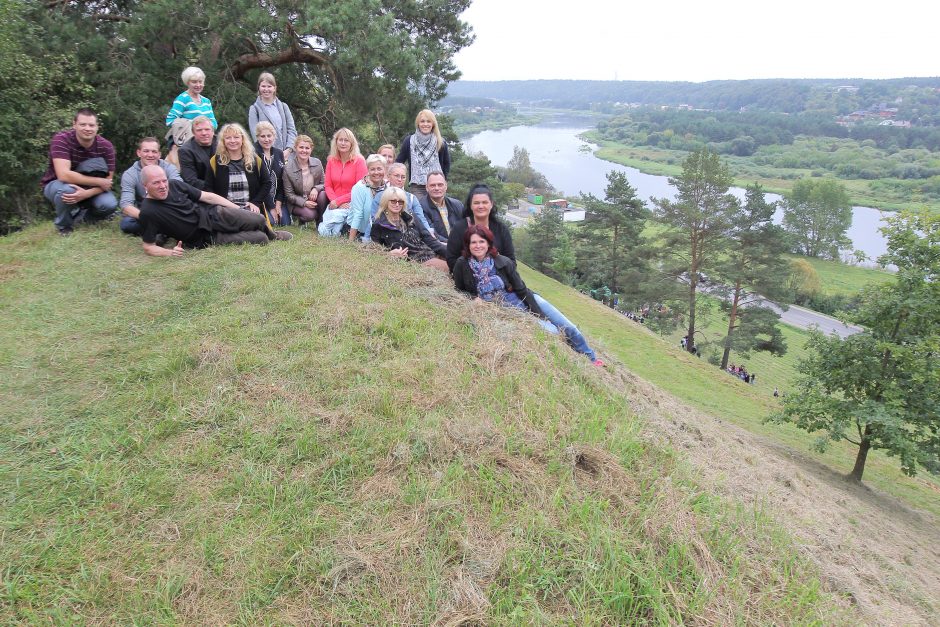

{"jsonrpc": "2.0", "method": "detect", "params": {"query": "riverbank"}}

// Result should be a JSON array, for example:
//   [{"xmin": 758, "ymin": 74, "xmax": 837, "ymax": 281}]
[{"xmin": 583, "ymin": 131, "xmax": 935, "ymax": 214}]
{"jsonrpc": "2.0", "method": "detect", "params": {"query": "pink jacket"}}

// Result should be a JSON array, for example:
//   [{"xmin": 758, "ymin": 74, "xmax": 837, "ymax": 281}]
[{"xmin": 324, "ymin": 156, "xmax": 367, "ymax": 206}]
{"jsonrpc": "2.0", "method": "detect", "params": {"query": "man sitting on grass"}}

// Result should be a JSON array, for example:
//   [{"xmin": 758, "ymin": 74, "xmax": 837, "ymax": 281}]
[
  {"xmin": 138, "ymin": 165, "xmax": 290, "ymax": 257},
  {"xmin": 119, "ymin": 137, "xmax": 182, "ymax": 236}
]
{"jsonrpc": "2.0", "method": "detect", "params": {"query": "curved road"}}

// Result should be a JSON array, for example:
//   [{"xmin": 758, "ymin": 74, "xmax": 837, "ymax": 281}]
[{"xmin": 766, "ymin": 302, "xmax": 863, "ymax": 338}]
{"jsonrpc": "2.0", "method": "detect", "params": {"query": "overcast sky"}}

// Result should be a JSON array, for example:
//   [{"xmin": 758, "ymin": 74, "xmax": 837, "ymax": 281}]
[{"xmin": 454, "ymin": 0, "xmax": 938, "ymax": 82}]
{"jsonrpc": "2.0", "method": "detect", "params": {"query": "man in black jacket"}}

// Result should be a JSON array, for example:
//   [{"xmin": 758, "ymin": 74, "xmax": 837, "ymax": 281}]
[
  {"xmin": 419, "ymin": 171, "xmax": 463, "ymax": 244},
  {"xmin": 177, "ymin": 116, "xmax": 217, "ymax": 191}
]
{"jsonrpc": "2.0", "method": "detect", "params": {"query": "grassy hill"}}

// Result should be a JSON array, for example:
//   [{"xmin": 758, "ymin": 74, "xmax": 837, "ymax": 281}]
[
  {"xmin": 0, "ymin": 225, "xmax": 850, "ymax": 623},
  {"xmin": 520, "ymin": 269, "xmax": 940, "ymax": 517}
]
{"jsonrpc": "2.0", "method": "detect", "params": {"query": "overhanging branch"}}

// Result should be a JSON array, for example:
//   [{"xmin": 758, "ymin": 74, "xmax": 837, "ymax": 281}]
[{"xmin": 230, "ymin": 46, "xmax": 330, "ymax": 80}]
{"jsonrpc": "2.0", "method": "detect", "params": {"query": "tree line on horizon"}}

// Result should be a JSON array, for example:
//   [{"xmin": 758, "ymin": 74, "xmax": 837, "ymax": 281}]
[{"xmin": 449, "ymin": 78, "xmax": 940, "ymax": 119}]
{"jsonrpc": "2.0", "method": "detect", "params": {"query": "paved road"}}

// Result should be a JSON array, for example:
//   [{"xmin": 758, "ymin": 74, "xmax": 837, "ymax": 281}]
[{"xmin": 766, "ymin": 302, "xmax": 863, "ymax": 338}]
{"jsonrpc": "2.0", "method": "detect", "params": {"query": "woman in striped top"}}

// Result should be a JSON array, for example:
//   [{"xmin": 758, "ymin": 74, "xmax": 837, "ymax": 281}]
[{"xmin": 165, "ymin": 66, "xmax": 218, "ymax": 166}]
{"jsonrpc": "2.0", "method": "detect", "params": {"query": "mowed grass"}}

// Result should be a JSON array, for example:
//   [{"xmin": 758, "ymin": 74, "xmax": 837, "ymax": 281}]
[
  {"xmin": 0, "ymin": 225, "xmax": 847, "ymax": 623},
  {"xmin": 792, "ymin": 255, "xmax": 894, "ymax": 297},
  {"xmin": 519, "ymin": 268, "xmax": 940, "ymax": 517}
]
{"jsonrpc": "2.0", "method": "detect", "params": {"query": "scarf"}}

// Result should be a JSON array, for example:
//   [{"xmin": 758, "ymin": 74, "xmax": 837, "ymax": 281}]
[
  {"xmin": 468, "ymin": 256, "xmax": 504, "ymax": 301},
  {"xmin": 409, "ymin": 131, "xmax": 440, "ymax": 185}
]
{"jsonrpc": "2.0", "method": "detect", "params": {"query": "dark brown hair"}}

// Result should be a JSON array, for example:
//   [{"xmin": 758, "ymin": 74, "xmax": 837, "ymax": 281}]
[{"xmin": 462, "ymin": 224, "xmax": 500, "ymax": 259}]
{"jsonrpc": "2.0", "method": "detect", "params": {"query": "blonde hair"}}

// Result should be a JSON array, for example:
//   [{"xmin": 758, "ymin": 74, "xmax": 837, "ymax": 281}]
[
  {"xmin": 181, "ymin": 66, "xmax": 205, "ymax": 85},
  {"xmin": 216, "ymin": 123, "xmax": 256, "ymax": 171},
  {"xmin": 378, "ymin": 143, "xmax": 395, "ymax": 154},
  {"xmin": 254, "ymin": 121, "xmax": 276, "ymax": 138},
  {"xmin": 375, "ymin": 186, "xmax": 407, "ymax": 222},
  {"xmin": 415, "ymin": 109, "xmax": 444, "ymax": 151},
  {"xmin": 257, "ymin": 72, "xmax": 277, "ymax": 90},
  {"xmin": 293, "ymin": 134, "xmax": 314, "ymax": 150},
  {"xmin": 328, "ymin": 127, "xmax": 362, "ymax": 163}
]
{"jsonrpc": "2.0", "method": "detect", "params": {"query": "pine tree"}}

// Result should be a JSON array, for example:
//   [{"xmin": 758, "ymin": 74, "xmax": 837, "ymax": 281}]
[
  {"xmin": 714, "ymin": 183, "xmax": 791, "ymax": 369},
  {"xmin": 576, "ymin": 171, "xmax": 650, "ymax": 306},
  {"xmin": 525, "ymin": 206, "xmax": 565, "ymax": 276},
  {"xmin": 652, "ymin": 148, "xmax": 737, "ymax": 353}
]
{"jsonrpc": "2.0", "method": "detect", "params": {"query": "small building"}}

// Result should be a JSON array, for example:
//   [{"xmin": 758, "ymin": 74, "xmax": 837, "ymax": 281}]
[{"xmin": 547, "ymin": 198, "xmax": 569, "ymax": 210}]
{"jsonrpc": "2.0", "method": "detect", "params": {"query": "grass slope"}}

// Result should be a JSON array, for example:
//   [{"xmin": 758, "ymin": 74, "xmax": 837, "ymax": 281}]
[
  {"xmin": 519, "ymin": 268, "xmax": 940, "ymax": 517},
  {"xmin": 0, "ymin": 225, "xmax": 845, "ymax": 624}
]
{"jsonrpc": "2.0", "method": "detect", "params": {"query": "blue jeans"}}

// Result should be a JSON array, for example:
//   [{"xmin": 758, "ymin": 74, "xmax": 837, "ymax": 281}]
[
  {"xmin": 533, "ymin": 293, "xmax": 596, "ymax": 361},
  {"xmin": 44, "ymin": 180, "xmax": 117, "ymax": 230},
  {"xmin": 120, "ymin": 216, "xmax": 142, "ymax": 235}
]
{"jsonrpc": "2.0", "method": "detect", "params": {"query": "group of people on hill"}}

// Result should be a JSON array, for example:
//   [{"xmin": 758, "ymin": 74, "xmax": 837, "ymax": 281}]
[
  {"xmin": 39, "ymin": 66, "xmax": 603, "ymax": 366},
  {"xmin": 727, "ymin": 364, "xmax": 756, "ymax": 385}
]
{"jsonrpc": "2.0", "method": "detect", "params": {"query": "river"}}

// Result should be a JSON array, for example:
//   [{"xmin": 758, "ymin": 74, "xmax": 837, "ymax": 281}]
[{"xmin": 462, "ymin": 112, "xmax": 890, "ymax": 261}]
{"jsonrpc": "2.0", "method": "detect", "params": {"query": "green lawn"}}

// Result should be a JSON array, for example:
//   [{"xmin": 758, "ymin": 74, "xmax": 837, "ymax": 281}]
[
  {"xmin": 794, "ymin": 255, "xmax": 894, "ymax": 297},
  {"xmin": 0, "ymin": 225, "xmax": 845, "ymax": 623}
]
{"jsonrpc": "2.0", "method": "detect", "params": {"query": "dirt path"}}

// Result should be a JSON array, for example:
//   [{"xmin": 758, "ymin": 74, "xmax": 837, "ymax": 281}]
[{"xmin": 612, "ymin": 369, "xmax": 940, "ymax": 626}]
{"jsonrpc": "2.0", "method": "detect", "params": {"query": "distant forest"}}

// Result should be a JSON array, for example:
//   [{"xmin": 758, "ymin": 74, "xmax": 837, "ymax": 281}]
[{"xmin": 447, "ymin": 79, "xmax": 940, "ymax": 122}]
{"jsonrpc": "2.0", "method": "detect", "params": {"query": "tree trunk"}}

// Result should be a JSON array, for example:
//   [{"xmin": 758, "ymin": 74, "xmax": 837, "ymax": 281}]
[
  {"xmin": 848, "ymin": 425, "xmax": 872, "ymax": 482},
  {"xmin": 720, "ymin": 280, "xmax": 742, "ymax": 370},
  {"xmin": 686, "ymin": 278, "xmax": 697, "ymax": 354}
]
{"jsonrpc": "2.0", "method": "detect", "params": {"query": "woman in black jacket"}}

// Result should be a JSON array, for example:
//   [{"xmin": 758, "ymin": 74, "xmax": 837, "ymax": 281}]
[
  {"xmin": 452, "ymin": 223, "xmax": 554, "ymax": 326},
  {"xmin": 207, "ymin": 123, "xmax": 274, "ymax": 224},
  {"xmin": 445, "ymin": 183, "xmax": 514, "ymax": 272},
  {"xmin": 253, "ymin": 121, "xmax": 288, "ymax": 226},
  {"xmin": 371, "ymin": 187, "xmax": 448, "ymax": 273},
  {"xmin": 453, "ymin": 223, "xmax": 604, "ymax": 366}
]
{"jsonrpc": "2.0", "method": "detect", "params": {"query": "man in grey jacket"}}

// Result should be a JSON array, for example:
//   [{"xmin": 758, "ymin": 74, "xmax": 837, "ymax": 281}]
[{"xmin": 119, "ymin": 137, "xmax": 182, "ymax": 236}]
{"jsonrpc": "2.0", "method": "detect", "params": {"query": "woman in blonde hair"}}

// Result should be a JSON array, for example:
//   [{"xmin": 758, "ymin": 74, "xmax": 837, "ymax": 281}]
[
  {"xmin": 207, "ymin": 123, "xmax": 274, "ymax": 220},
  {"xmin": 283, "ymin": 134, "xmax": 326, "ymax": 225},
  {"xmin": 247, "ymin": 72, "xmax": 297, "ymax": 156},
  {"xmin": 253, "ymin": 121, "xmax": 288, "ymax": 226},
  {"xmin": 370, "ymin": 186, "xmax": 447, "ymax": 272},
  {"xmin": 395, "ymin": 109, "xmax": 450, "ymax": 199},
  {"xmin": 320, "ymin": 127, "xmax": 367, "ymax": 235}
]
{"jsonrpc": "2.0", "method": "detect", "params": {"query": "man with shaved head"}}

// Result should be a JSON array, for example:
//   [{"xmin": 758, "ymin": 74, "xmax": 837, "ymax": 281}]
[{"xmin": 137, "ymin": 165, "xmax": 290, "ymax": 257}]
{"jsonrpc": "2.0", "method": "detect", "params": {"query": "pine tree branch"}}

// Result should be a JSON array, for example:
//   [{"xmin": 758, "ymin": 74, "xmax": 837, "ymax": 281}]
[{"xmin": 230, "ymin": 46, "xmax": 330, "ymax": 80}]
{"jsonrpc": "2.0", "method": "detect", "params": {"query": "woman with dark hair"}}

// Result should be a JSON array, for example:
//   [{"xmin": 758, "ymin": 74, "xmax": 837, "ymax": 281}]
[
  {"xmin": 445, "ymin": 183, "xmax": 514, "ymax": 272},
  {"xmin": 453, "ymin": 224, "xmax": 550, "ymax": 324},
  {"xmin": 448, "ymin": 185, "xmax": 603, "ymax": 366},
  {"xmin": 370, "ymin": 187, "xmax": 448, "ymax": 272}
]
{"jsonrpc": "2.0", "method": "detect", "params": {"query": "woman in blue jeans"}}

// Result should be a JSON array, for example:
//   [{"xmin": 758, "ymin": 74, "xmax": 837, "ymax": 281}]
[
  {"xmin": 447, "ymin": 184, "xmax": 603, "ymax": 365},
  {"xmin": 452, "ymin": 223, "xmax": 603, "ymax": 366}
]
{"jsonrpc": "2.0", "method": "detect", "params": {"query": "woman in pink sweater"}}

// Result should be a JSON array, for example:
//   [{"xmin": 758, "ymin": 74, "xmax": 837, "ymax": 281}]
[{"xmin": 324, "ymin": 128, "xmax": 367, "ymax": 210}]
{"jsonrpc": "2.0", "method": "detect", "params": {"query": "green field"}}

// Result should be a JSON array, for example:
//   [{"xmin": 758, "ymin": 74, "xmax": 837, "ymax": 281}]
[
  {"xmin": 0, "ymin": 225, "xmax": 850, "ymax": 623},
  {"xmin": 586, "ymin": 133, "xmax": 940, "ymax": 214},
  {"xmin": 794, "ymin": 255, "xmax": 894, "ymax": 296}
]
